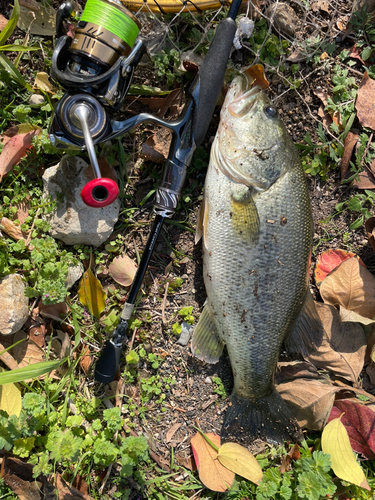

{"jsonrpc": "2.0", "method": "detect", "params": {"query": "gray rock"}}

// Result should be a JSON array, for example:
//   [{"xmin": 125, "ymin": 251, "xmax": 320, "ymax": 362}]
[
  {"xmin": 42, "ymin": 156, "xmax": 120, "ymax": 246},
  {"xmin": 28, "ymin": 94, "xmax": 45, "ymax": 105},
  {"xmin": 176, "ymin": 321, "xmax": 193, "ymax": 346},
  {"xmin": 0, "ymin": 274, "xmax": 29, "ymax": 335},
  {"xmin": 265, "ymin": 2, "xmax": 300, "ymax": 37},
  {"xmin": 66, "ymin": 262, "xmax": 84, "ymax": 289}
]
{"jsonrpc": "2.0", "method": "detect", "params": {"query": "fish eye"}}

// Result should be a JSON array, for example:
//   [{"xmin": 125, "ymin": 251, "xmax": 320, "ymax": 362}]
[{"xmin": 264, "ymin": 106, "xmax": 278, "ymax": 118}]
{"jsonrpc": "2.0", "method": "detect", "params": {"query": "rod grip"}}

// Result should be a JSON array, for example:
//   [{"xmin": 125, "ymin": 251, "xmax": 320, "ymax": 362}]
[
  {"xmin": 193, "ymin": 18, "xmax": 237, "ymax": 147},
  {"xmin": 94, "ymin": 341, "xmax": 123, "ymax": 383}
]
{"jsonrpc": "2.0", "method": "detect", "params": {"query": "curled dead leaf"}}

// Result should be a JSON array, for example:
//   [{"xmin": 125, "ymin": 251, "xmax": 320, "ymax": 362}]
[
  {"xmin": 0, "ymin": 129, "xmax": 40, "ymax": 181},
  {"xmin": 277, "ymin": 376, "xmax": 341, "ymax": 430},
  {"xmin": 320, "ymin": 257, "xmax": 375, "ymax": 318},
  {"xmin": 314, "ymin": 249, "xmax": 358, "ymax": 288},
  {"xmin": 341, "ymin": 131, "xmax": 359, "ymax": 181},
  {"xmin": 356, "ymin": 72, "xmax": 375, "ymax": 130},
  {"xmin": 308, "ymin": 302, "xmax": 367, "ymax": 384},
  {"xmin": 108, "ymin": 255, "xmax": 137, "ymax": 287},
  {"xmin": 243, "ymin": 64, "xmax": 269, "ymax": 89}
]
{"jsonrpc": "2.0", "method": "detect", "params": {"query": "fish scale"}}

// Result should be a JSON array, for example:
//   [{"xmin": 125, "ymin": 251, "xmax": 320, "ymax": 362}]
[{"xmin": 192, "ymin": 74, "xmax": 318, "ymax": 444}]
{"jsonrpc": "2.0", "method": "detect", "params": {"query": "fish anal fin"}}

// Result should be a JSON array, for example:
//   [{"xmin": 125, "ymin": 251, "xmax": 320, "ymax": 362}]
[
  {"xmin": 221, "ymin": 390, "xmax": 302, "ymax": 445},
  {"xmin": 230, "ymin": 189, "xmax": 260, "ymax": 244},
  {"xmin": 285, "ymin": 289, "xmax": 324, "ymax": 357},
  {"xmin": 191, "ymin": 303, "xmax": 223, "ymax": 363}
]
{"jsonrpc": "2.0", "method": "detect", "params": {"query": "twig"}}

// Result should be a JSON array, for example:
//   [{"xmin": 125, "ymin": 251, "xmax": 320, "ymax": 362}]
[
  {"xmin": 25, "ymin": 207, "xmax": 40, "ymax": 247},
  {"xmin": 161, "ymin": 281, "xmax": 169, "ymax": 325},
  {"xmin": 128, "ymin": 327, "xmax": 137, "ymax": 351},
  {"xmin": 98, "ymin": 464, "xmax": 113, "ymax": 495}
]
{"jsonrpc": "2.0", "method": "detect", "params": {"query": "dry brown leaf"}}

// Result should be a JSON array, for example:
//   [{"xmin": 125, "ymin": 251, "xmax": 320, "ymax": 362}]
[
  {"xmin": 366, "ymin": 362, "xmax": 375, "ymax": 386},
  {"xmin": 0, "ymin": 334, "xmax": 19, "ymax": 371},
  {"xmin": 0, "ymin": 456, "xmax": 41, "ymax": 500},
  {"xmin": 108, "ymin": 255, "xmax": 137, "ymax": 287},
  {"xmin": 318, "ymin": 105, "xmax": 333, "ymax": 130},
  {"xmin": 38, "ymin": 300, "xmax": 70, "ymax": 321},
  {"xmin": 17, "ymin": 4, "xmax": 56, "ymax": 36},
  {"xmin": 34, "ymin": 72, "xmax": 55, "ymax": 93},
  {"xmin": 276, "ymin": 361, "xmax": 320, "ymax": 384},
  {"xmin": 46, "ymin": 473, "xmax": 94, "ymax": 500},
  {"xmin": 12, "ymin": 330, "xmax": 45, "ymax": 368},
  {"xmin": 79, "ymin": 344, "xmax": 92, "ymax": 375},
  {"xmin": 277, "ymin": 377, "xmax": 341, "ymax": 430},
  {"xmin": 72, "ymin": 475, "xmax": 91, "ymax": 500},
  {"xmin": 307, "ymin": 303, "xmax": 367, "ymax": 383},
  {"xmin": 166, "ymin": 422, "xmax": 182, "ymax": 443},
  {"xmin": 190, "ymin": 432, "xmax": 234, "ymax": 492},
  {"xmin": 0, "ymin": 14, "xmax": 8, "ymax": 31},
  {"xmin": 16, "ymin": 200, "xmax": 31, "ymax": 224},
  {"xmin": 352, "ymin": 159, "xmax": 375, "ymax": 189},
  {"xmin": 0, "ymin": 129, "xmax": 40, "ymax": 181},
  {"xmin": 365, "ymin": 216, "xmax": 375, "ymax": 253},
  {"xmin": 142, "ymin": 128, "xmax": 172, "ymax": 164},
  {"xmin": 320, "ymin": 257, "xmax": 375, "ymax": 318},
  {"xmin": 0, "ymin": 217, "xmax": 29, "ymax": 241},
  {"xmin": 341, "ymin": 131, "xmax": 359, "ymax": 180},
  {"xmin": 356, "ymin": 72, "xmax": 375, "ymax": 130},
  {"xmin": 29, "ymin": 323, "xmax": 46, "ymax": 348}
]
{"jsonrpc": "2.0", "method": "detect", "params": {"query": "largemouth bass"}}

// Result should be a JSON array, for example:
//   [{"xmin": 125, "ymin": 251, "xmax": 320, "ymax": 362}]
[{"xmin": 192, "ymin": 74, "xmax": 321, "ymax": 445}]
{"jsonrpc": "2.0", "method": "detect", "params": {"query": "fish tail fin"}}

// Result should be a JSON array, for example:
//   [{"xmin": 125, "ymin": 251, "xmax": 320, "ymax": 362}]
[{"xmin": 221, "ymin": 390, "xmax": 302, "ymax": 445}]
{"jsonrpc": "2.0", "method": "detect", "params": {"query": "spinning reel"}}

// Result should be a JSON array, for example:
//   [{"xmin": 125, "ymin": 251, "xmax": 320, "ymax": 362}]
[{"xmin": 50, "ymin": 0, "xmax": 144, "ymax": 207}]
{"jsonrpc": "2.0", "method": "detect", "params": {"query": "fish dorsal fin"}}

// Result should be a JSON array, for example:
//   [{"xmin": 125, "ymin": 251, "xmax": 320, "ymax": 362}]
[
  {"xmin": 230, "ymin": 186, "xmax": 260, "ymax": 244},
  {"xmin": 284, "ymin": 288, "xmax": 324, "ymax": 357},
  {"xmin": 194, "ymin": 194, "xmax": 209, "ymax": 248},
  {"xmin": 191, "ymin": 302, "xmax": 224, "ymax": 364}
]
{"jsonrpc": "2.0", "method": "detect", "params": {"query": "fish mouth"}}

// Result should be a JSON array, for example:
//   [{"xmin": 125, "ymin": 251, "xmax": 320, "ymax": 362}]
[{"xmin": 227, "ymin": 75, "xmax": 262, "ymax": 118}]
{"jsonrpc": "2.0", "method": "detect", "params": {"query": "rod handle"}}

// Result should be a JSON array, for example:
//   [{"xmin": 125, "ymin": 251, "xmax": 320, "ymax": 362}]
[
  {"xmin": 94, "ymin": 341, "xmax": 123, "ymax": 383},
  {"xmin": 193, "ymin": 18, "xmax": 237, "ymax": 147}
]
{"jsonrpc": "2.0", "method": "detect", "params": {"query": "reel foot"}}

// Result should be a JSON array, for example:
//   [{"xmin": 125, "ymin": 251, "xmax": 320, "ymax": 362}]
[{"xmin": 81, "ymin": 178, "xmax": 119, "ymax": 207}]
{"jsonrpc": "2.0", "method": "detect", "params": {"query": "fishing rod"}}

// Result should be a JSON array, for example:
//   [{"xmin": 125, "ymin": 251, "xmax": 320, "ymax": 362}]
[{"xmin": 49, "ymin": 0, "xmax": 242, "ymax": 382}]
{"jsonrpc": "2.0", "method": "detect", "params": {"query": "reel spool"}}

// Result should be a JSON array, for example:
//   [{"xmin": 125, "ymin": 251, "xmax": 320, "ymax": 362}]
[{"xmin": 50, "ymin": 0, "xmax": 144, "ymax": 207}]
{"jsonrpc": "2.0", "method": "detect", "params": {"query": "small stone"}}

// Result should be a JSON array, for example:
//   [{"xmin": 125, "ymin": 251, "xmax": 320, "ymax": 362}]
[
  {"xmin": 66, "ymin": 263, "xmax": 84, "ymax": 289},
  {"xmin": 28, "ymin": 94, "xmax": 45, "ymax": 105},
  {"xmin": 176, "ymin": 321, "xmax": 193, "ymax": 346},
  {"xmin": 0, "ymin": 274, "xmax": 29, "ymax": 335},
  {"xmin": 205, "ymin": 377, "xmax": 212, "ymax": 384},
  {"xmin": 360, "ymin": 239, "xmax": 368, "ymax": 245},
  {"xmin": 42, "ymin": 156, "xmax": 120, "ymax": 246}
]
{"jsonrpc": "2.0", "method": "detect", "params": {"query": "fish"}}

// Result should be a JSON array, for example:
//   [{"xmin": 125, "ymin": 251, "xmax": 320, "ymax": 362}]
[{"xmin": 192, "ymin": 73, "xmax": 322, "ymax": 445}]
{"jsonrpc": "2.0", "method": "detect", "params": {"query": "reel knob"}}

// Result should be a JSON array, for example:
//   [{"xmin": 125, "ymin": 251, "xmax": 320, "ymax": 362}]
[{"xmin": 81, "ymin": 178, "xmax": 119, "ymax": 207}]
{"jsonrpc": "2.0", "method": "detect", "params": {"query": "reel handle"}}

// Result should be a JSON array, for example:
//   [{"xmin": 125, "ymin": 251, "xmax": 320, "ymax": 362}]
[{"xmin": 81, "ymin": 178, "xmax": 120, "ymax": 207}]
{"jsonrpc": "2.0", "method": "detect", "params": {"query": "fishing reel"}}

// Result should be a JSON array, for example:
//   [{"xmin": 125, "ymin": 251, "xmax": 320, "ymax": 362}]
[{"xmin": 50, "ymin": 0, "xmax": 145, "ymax": 207}]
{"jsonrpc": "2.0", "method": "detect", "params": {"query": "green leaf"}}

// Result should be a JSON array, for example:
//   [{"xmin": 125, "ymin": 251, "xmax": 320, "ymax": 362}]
[
  {"xmin": 349, "ymin": 216, "xmax": 364, "ymax": 230},
  {"xmin": 0, "ymin": 368, "xmax": 21, "ymax": 416},
  {"xmin": 0, "ymin": 0, "xmax": 19, "ymax": 47},
  {"xmin": 0, "ymin": 359, "xmax": 66, "ymax": 385},
  {"xmin": 0, "ymin": 45, "xmax": 40, "ymax": 52},
  {"xmin": 0, "ymin": 53, "xmax": 32, "ymax": 90},
  {"xmin": 361, "ymin": 46, "xmax": 372, "ymax": 61}
]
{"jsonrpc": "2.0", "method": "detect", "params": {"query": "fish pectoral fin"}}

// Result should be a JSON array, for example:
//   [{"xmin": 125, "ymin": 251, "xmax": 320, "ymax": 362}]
[
  {"xmin": 230, "ymin": 189, "xmax": 260, "ymax": 244},
  {"xmin": 191, "ymin": 303, "xmax": 224, "ymax": 363},
  {"xmin": 195, "ymin": 194, "xmax": 209, "ymax": 248},
  {"xmin": 284, "ymin": 288, "xmax": 324, "ymax": 357}
]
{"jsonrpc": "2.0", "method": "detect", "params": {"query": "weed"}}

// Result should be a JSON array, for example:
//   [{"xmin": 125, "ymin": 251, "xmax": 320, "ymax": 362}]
[
  {"xmin": 336, "ymin": 190, "xmax": 375, "ymax": 229},
  {"xmin": 212, "ymin": 376, "xmax": 226, "ymax": 399},
  {"xmin": 178, "ymin": 306, "xmax": 194, "ymax": 324}
]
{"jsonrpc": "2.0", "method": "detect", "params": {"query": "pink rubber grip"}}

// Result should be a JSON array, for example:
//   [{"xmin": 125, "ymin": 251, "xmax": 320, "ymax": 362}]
[{"xmin": 81, "ymin": 178, "xmax": 119, "ymax": 207}]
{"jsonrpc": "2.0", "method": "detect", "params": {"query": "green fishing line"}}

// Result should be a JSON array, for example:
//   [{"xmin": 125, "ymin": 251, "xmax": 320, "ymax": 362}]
[{"xmin": 81, "ymin": 0, "xmax": 139, "ymax": 47}]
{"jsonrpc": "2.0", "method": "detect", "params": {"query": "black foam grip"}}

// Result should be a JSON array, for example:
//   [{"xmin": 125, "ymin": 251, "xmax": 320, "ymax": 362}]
[{"xmin": 193, "ymin": 18, "xmax": 237, "ymax": 147}]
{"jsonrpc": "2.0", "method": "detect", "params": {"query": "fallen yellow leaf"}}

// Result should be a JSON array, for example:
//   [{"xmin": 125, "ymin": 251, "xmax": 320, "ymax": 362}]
[
  {"xmin": 78, "ymin": 268, "xmax": 106, "ymax": 319},
  {"xmin": 217, "ymin": 442, "xmax": 263, "ymax": 485},
  {"xmin": 34, "ymin": 71, "xmax": 55, "ymax": 93},
  {"xmin": 0, "ymin": 368, "xmax": 22, "ymax": 416},
  {"xmin": 322, "ymin": 416, "xmax": 371, "ymax": 490},
  {"xmin": 190, "ymin": 432, "xmax": 234, "ymax": 492}
]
